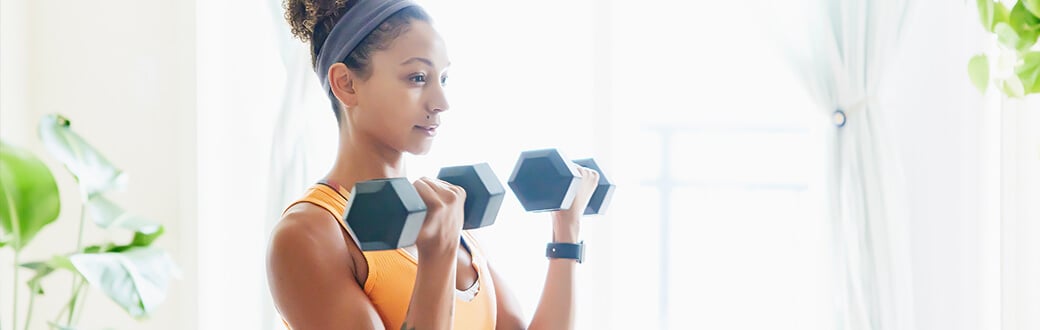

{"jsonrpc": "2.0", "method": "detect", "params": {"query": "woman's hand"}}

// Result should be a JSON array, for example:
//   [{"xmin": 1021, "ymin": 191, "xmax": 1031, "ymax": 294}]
[
  {"xmin": 550, "ymin": 165, "xmax": 600, "ymax": 243},
  {"xmin": 412, "ymin": 177, "xmax": 466, "ymax": 257},
  {"xmin": 406, "ymin": 178, "xmax": 466, "ymax": 330}
]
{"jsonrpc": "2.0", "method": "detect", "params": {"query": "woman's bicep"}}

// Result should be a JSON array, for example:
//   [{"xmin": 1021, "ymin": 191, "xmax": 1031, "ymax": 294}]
[
  {"xmin": 489, "ymin": 262, "xmax": 527, "ymax": 330},
  {"xmin": 267, "ymin": 217, "xmax": 384, "ymax": 330}
]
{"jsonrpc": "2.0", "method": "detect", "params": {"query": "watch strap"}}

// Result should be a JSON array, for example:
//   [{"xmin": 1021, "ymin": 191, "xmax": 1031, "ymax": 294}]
[{"xmin": 546, "ymin": 241, "xmax": 584, "ymax": 263}]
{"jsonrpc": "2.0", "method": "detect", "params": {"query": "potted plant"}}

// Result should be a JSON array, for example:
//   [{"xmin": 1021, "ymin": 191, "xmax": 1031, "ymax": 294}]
[{"xmin": 1, "ymin": 114, "xmax": 179, "ymax": 330}]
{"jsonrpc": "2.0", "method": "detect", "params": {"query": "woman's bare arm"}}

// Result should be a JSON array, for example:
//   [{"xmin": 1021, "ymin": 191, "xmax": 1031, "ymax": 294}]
[
  {"xmin": 401, "ymin": 242, "xmax": 459, "ymax": 330},
  {"xmin": 494, "ymin": 165, "xmax": 599, "ymax": 330},
  {"xmin": 267, "ymin": 207, "xmax": 385, "ymax": 329},
  {"xmin": 490, "ymin": 262, "xmax": 527, "ymax": 330},
  {"xmin": 270, "ymin": 178, "xmax": 465, "ymax": 330},
  {"xmin": 489, "ymin": 245, "xmax": 579, "ymax": 330}
]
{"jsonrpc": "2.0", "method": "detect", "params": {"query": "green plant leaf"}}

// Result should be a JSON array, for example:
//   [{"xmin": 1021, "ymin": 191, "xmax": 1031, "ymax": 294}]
[
  {"xmin": 68, "ymin": 247, "xmax": 180, "ymax": 319},
  {"xmin": 80, "ymin": 226, "xmax": 163, "ymax": 256},
  {"xmin": 1017, "ymin": 51, "xmax": 1040, "ymax": 94},
  {"xmin": 1010, "ymin": 2, "xmax": 1040, "ymax": 51},
  {"xmin": 86, "ymin": 195, "xmax": 160, "ymax": 232},
  {"xmin": 969, "ymin": 54, "xmax": 991, "ymax": 93},
  {"xmin": 21, "ymin": 261, "xmax": 52, "ymax": 294},
  {"xmin": 82, "ymin": 242, "xmax": 117, "ymax": 253},
  {"xmin": 1001, "ymin": 75, "xmax": 1027, "ymax": 97},
  {"xmin": 0, "ymin": 141, "xmax": 61, "ymax": 251},
  {"xmin": 978, "ymin": 0, "xmax": 1011, "ymax": 32},
  {"xmin": 979, "ymin": 0, "xmax": 995, "ymax": 30},
  {"xmin": 1025, "ymin": 0, "xmax": 1040, "ymax": 19},
  {"xmin": 20, "ymin": 256, "xmax": 75, "ymax": 272},
  {"xmin": 996, "ymin": 22, "xmax": 1022, "ymax": 50},
  {"xmin": 84, "ymin": 226, "xmax": 165, "ymax": 255},
  {"xmin": 130, "ymin": 225, "xmax": 164, "ymax": 247},
  {"xmin": 38, "ymin": 114, "xmax": 127, "ymax": 199},
  {"xmin": 21, "ymin": 256, "xmax": 75, "ymax": 295},
  {"xmin": 996, "ymin": 2, "xmax": 1012, "ymax": 28}
]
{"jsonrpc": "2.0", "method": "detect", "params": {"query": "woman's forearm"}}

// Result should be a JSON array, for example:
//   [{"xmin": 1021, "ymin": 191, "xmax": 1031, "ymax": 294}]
[
  {"xmin": 403, "ymin": 243, "xmax": 459, "ymax": 330},
  {"xmin": 528, "ymin": 215, "xmax": 580, "ymax": 330},
  {"xmin": 528, "ymin": 258, "xmax": 578, "ymax": 330}
]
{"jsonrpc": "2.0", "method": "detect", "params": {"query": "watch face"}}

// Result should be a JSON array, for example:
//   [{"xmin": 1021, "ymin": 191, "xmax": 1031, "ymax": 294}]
[{"xmin": 578, "ymin": 244, "xmax": 585, "ymax": 263}]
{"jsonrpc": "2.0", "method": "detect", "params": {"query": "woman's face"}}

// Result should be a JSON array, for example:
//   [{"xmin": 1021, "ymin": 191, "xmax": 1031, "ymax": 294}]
[{"xmin": 349, "ymin": 20, "xmax": 450, "ymax": 156}]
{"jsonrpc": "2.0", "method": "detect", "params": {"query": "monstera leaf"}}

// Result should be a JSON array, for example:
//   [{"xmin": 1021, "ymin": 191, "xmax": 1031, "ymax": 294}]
[
  {"xmin": 8, "ymin": 114, "xmax": 180, "ymax": 329},
  {"xmin": 20, "ymin": 224, "xmax": 167, "ymax": 295},
  {"xmin": 68, "ymin": 247, "xmax": 181, "ymax": 318},
  {"xmin": 0, "ymin": 141, "xmax": 61, "ymax": 251},
  {"xmin": 38, "ymin": 114, "xmax": 127, "ymax": 199}
]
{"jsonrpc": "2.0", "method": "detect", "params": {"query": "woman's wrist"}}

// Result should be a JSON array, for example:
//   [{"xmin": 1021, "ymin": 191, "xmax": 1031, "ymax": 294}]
[
  {"xmin": 551, "ymin": 214, "xmax": 580, "ymax": 243},
  {"xmin": 553, "ymin": 231, "xmax": 579, "ymax": 243},
  {"xmin": 416, "ymin": 239, "xmax": 460, "ymax": 262}
]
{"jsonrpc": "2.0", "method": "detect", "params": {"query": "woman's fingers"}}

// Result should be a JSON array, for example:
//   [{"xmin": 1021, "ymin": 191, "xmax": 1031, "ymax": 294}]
[
  {"xmin": 422, "ymin": 177, "xmax": 465, "ymax": 201},
  {"xmin": 413, "ymin": 178, "xmax": 437, "ymax": 203}
]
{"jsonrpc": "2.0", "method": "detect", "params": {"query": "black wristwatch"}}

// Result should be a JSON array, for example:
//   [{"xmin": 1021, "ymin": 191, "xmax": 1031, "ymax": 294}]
[{"xmin": 546, "ymin": 241, "xmax": 584, "ymax": 263}]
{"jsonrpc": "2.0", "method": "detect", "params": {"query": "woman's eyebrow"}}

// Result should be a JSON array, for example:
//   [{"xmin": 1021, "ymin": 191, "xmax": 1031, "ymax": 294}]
[{"xmin": 400, "ymin": 57, "xmax": 451, "ymax": 68}]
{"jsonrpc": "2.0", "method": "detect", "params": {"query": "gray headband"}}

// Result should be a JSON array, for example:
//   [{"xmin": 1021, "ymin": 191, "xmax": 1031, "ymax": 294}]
[{"xmin": 315, "ymin": 0, "xmax": 418, "ymax": 112}]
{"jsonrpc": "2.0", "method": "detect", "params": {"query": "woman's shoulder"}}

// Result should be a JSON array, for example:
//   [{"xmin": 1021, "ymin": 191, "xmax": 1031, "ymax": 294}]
[
  {"xmin": 269, "ymin": 203, "xmax": 359, "ymax": 274},
  {"xmin": 267, "ymin": 204, "xmax": 380, "ymax": 327}
]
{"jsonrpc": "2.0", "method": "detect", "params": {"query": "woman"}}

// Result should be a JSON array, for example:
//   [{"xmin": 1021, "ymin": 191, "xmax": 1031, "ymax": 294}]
[{"xmin": 266, "ymin": 0, "xmax": 600, "ymax": 329}]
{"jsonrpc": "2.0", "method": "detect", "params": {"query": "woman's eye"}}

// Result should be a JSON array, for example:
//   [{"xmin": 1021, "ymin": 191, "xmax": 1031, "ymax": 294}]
[
  {"xmin": 440, "ymin": 75, "xmax": 448, "ymax": 86},
  {"xmin": 410, "ymin": 74, "xmax": 426, "ymax": 83}
]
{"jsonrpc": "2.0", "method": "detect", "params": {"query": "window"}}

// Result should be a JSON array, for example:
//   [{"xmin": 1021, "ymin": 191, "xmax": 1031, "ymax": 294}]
[
  {"xmin": 197, "ymin": 1, "xmax": 834, "ymax": 328},
  {"xmin": 421, "ymin": 0, "xmax": 834, "ymax": 329}
]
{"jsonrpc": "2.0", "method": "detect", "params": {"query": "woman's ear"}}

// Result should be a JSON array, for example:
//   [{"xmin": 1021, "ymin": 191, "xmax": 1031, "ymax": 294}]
[{"xmin": 328, "ymin": 63, "xmax": 358, "ymax": 108}]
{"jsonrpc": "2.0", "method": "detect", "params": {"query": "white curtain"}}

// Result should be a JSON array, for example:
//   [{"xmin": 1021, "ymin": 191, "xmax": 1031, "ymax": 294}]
[
  {"xmin": 259, "ymin": 0, "xmax": 332, "ymax": 328},
  {"xmin": 783, "ymin": 0, "xmax": 917, "ymax": 329}
]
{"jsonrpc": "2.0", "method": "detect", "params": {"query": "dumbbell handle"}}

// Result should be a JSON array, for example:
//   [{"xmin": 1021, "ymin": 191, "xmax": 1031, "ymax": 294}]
[{"xmin": 571, "ymin": 158, "xmax": 614, "ymax": 215}]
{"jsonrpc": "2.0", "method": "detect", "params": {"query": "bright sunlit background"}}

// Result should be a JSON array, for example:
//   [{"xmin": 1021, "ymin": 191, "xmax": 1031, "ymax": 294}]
[{"xmin": 0, "ymin": 0, "xmax": 1037, "ymax": 330}]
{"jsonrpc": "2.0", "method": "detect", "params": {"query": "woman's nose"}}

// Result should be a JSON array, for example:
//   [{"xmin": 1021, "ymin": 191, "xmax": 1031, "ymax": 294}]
[{"xmin": 428, "ymin": 84, "xmax": 449, "ymax": 113}]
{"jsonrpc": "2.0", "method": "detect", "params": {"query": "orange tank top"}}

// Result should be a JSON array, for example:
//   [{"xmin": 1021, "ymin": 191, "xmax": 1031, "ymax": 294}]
[{"xmin": 282, "ymin": 183, "xmax": 498, "ymax": 329}]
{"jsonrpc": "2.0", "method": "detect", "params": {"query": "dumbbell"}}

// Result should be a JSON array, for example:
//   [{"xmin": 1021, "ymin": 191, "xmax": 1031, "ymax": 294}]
[
  {"xmin": 507, "ymin": 149, "xmax": 615, "ymax": 215},
  {"xmin": 437, "ymin": 163, "xmax": 506, "ymax": 229},
  {"xmin": 342, "ymin": 163, "xmax": 505, "ymax": 251}
]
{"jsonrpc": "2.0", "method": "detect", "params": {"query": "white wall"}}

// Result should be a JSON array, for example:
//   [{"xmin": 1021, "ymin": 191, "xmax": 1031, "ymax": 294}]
[
  {"xmin": 194, "ymin": 0, "xmax": 285, "ymax": 328},
  {"xmin": 880, "ymin": 1, "xmax": 1036, "ymax": 330},
  {"xmin": 0, "ymin": 0, "xmax": 197, "ymax": 329},
  {"xmin": 0, "ymin": 0, "xmax": 30, "ymax": 146},
  {"xmin": 1000, "ymin": 91, "xmax": 1040, "ymax": 330}
]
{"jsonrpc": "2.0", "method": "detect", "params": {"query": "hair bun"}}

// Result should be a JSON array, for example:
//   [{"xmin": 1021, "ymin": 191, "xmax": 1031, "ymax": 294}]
[{"xmin": 283, "ymin": 0, "xmax": 351, "ymax": 42}]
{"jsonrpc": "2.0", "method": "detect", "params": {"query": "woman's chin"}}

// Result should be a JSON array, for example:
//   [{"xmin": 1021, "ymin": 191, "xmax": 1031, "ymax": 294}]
[{"xmin": 406, "ymin": 142, "xmax": 434, "ymax": 155}]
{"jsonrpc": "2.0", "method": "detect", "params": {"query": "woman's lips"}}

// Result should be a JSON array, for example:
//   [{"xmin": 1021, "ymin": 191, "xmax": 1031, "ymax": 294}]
[{"xmin": 414, "ymin": 124, "xmax": 438, "ymax": 137}]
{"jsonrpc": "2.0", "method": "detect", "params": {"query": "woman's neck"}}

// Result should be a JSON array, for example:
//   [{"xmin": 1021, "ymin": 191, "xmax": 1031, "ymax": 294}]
[{"xmin": 324, "ymin": 128, "xmax": 406, "ymax": 192}]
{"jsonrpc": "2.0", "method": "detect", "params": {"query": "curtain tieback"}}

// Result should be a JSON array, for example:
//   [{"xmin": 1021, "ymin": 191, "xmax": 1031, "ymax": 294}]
[{"xmin": 833, "ymin": 95, "xmax": 877, "ymax": 128}]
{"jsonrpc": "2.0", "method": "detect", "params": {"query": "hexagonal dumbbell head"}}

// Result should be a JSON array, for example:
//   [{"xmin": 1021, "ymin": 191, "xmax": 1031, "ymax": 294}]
[
  {"xmin": 571, "ymin": 158, "xmax": 615, "ymax": 215},
  {"xmin": 437, "ymin": 162, "xmax": 506, "ymax": 229},
  {"xmin": 508, "ymin": 149, "xmax": 581, "ymax": 212},
  {"xmin": 343, "ymin": 178, "xmax": 427, "ymax": 251}
]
